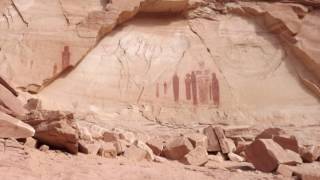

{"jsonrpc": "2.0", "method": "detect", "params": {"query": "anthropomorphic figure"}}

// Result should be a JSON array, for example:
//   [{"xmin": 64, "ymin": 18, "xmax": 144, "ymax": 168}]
[
  {"xmin": 185, "ymin": 73, "xmax": 191, "ymax": 100},
  {"xmin": 62, "ymin": 46, "xmax": 70, "ymax": 70},
  {"xmin": 172, "ymin": 74, "xmax": 179, "ymax": 102},
  {"xmin": 211, "ymin": 73, "xmax": 220, "ymax": 106},
  {"xmin": 164, "ymin": 82, "xmax": 167, "ymax": 95},
  {"xmin": 156, "ymin": 83, "xmax": 159, "ymax": 98},
  {"xmin": 191, "ymin": 71, "xmax": 198, "ymax": 105}
]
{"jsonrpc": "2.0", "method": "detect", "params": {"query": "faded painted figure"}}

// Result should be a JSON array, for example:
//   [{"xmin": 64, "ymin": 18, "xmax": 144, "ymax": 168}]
[
  {"xmin": 173, "ymin": 74, "xmax": 180, "ymax": 102},
  {"xmin": 185, "ymin": 73, "xmax": 191, "ymax": 100},
  {"xmin": 211, "ymin": 73, "xmax": 220, "ymax": 106},
  {"xmin": 197, "ymin": 70, "xmax": 210, "ymax": 104},
  {"xmin": 164, "ymin": 82, "xmax": 168, "ymax": 95},
  {"xmin": 62, "ymin": 46, "xmax": 71, "ymax": 70},
  {"xmin": 156, "ymin": 83, "xmax": 160, "ymax": 98},
  {"xmin": 191, "ymin": 71, "xmax": 198, "ymax": 105}
]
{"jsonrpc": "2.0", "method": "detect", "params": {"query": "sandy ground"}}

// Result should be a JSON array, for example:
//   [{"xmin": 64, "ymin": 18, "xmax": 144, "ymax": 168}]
[{"xmin": 0, "ymin": 146, "xmax": 285, "ymax": 180}]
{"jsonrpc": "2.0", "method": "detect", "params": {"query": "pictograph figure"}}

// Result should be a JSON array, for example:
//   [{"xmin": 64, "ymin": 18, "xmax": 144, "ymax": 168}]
[
  {"xmin": 53, "ymin": 63, "xmax": 58, "ymax": 76},
  {"xmin": 185, "ymin": 73, "xmax": 191, "ymax": 100},
  {"xmin": 62, "ymin": 46, "xmax": 71, "ymax": 70},
  {"xmin": 191, "ymin": 71, "xmax": 198, "ymax": 105},
  {"xmin": 172, "ymin": 74, "xmax": 179, "ymax": 102},
  {"xmin": 197, "ymin": 74, "xmax": 210, "ymax": 104},
  {"xmin": 209, "ymin": 84, "xmax": 212, "ymax": 100},
  {"xmin": 156, "ymin": 83, "xmax": 160, "ymax": 98},
  {"xmin": 164, "ymin": 82, "xmax": 167, "ymax": 95},
  {"xmin": 211, "ymin": 73, "xmax": 220, "ymax": 106}
]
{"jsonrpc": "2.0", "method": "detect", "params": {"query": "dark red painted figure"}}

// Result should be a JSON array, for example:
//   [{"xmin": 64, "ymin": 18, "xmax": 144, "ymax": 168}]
[
  {"xmin": 53, "ymin": 63, "xmax": 58, "ymax": 76},
  {"xmin": 173, "ymin": 74, "xmax": 179, "ymax": 102},
  {"xmin": 198, "ymin": 75, "xmax": 210, "ymax": 104},
  {"xmin": 185, "ymin": 73, "xmax": 191, "ymax": 100},
  {"xmin": 164, "ymin": 82, "xmax": 167, "ymax": 95},
  {"xmin": 62, "ymin": 46, "xmax": 70, "ymax": 70},
  {"xmin": 211, "ymin": 73, "xmax": 220, "ymax": 106},
  {"xmin": 191, "ymin": 71, "xmax": 198, "ymax": 105},
  {"xmin": 156, "ymin": 83, "xmax": 160, "ymax": 98}
]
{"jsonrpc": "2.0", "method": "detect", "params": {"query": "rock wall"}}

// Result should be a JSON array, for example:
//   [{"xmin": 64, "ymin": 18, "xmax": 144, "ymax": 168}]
[{"xmin": 0, "ymin": 0, "xmax": 319, "ymax": 124}]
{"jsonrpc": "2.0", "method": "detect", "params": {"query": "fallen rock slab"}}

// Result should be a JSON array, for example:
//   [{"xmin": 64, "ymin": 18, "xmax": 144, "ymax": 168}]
[
  {"xmin": 228, "ymin": 152, "xmax": 244, "ymax": 162},
  {"xmin": 124, "ymin": 144, "xmax": 149, "ymax": 161},
  {"xmin": 146, "ymin": 137, "xmax": 165, "ymax": 156},
  {"xmin": 214, "ymin": 126, "xmax": 231, "ymax": 154},
  {"xmin": 276, "ymin": 164, "xmax": 293, "ymax": 177},
  {"xmin": 300, "ymin": 145, "xmax": 320, "ymax": 163},
  {"xmin": 24, "ymin": 110, "xmax": 79, "ymax": 154},
  {"xmin": 291, "ymin": 165, "xmax": 320, "ymax": 180},
  {"xmin": 223, "ymin": 126, "xmax": 255, "ymax": 138},
  {"xmin": 162, "ymin": 137, "xmax": 194, "ymax": 160},
  {"xmin": 286, "ymin": 149, "xmax": 303, "ymax": 165},
  {"xmin": 273, "ymin": 135, "xmax": 299, "ymax": 153},
  {"xmin": 0, "ymin": 84, "xmax": 26, "ymax": 117},
  {"xmin": 0, "ymin": 77, "xmax": 18, "ymax": 97},
  {"xmin": 98, "ymin": 142, "xmax": 117, "ymax": 158},
  {"xmin": 185, "ymin": 133, "xmax": 208, "ymax": 149},
  {"xmin": 203, "ymin": 126, "xmax": 221, "ymax": 152},
  {"xmin": 0, "ymin": 112, "xmax": 35, "ymax": 138},
  {"xmin": 256, "ymin": 128, "xmax": 286, "ymax": 139},
  {"xmin": 79, "ymin": 140, "xmax": 102, "ymax": 155},
  {"xmin": 180, "ymin": 146, "xmax": 208, "ymax": 166},
  {"xmin": 245, "ymin": 139, "xmax": 297, "ymax": 172}
]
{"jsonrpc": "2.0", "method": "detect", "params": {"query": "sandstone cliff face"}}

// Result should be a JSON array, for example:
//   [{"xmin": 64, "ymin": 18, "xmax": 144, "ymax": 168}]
[{"xmin": 0, "ymin": 0, "xmax": 319, "ymax": 124}]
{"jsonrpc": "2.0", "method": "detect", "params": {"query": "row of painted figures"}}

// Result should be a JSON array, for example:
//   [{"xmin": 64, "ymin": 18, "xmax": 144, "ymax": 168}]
[
  {"xmin": 55, "ymin": 46, "xmax": 220, "ymax": 106},
  {"xmin": 156, "ymin": 71, "xmax": 220, "ymax": 106}
]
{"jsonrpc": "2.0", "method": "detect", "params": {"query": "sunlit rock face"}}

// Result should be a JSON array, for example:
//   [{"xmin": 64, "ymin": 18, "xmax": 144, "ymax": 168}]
[
  {"xmin": 0, "ymin": 0, "xmax": 319, "ymax": 124},
  {"xmin": 39, "ymin": 14, "xmax": 320, "ymax": 124}
]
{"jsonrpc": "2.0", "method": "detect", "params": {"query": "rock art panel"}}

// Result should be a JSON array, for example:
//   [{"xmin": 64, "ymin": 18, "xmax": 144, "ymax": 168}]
[{"xmin": 62, "ymin": 46, "xmax": 71, "ymax": 71}]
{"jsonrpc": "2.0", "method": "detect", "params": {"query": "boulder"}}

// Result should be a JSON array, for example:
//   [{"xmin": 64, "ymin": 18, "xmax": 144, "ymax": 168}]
[
  {"xmin": 255, "ymin": 128, "xmax": 286, "ymax": 139},
  {"xmin": 208, "ymin": 153, "xmax": 225, "ymax": 163},
  {"xmin": 135, "ymin": 140, "xmax": 154, "ymax": 161},
  {"xmin": 103, "ymin": 131, "xmax": 120, "ymax": 142},
  {"xmin": 79, "ymin": 140, "xmax": 102, "ymax": 154},
  {"xmin": 223, "ymin": 126, "xmax": 254, "ymax": 138},
  {"xmin": 0, "ymin": 84, "xmax": 26, "ymax": 117},
  {"xmin": 286, "ymin": 149, "xmax": 303, "ymax": 165},
  {"xmin": 162, "ymin": 136, "xmax": 194, "ymax": 160},
  {"xmin": 24, "ymin": 98, "xmax": 42, "ymax": 111},
  {"xmin": 39, "ymin": 144, "xmax": 50, "ymax": 152},
  {"xmin": 89, "ymin": 125, "xmax": 107, "ymax": 139},
  {"xmin": 203, "ymin": 126, "xmax": 221, "ymax": 152},
  {"xmin": 180, "ymin": 146, "xmax": 208, "ymax": 166},
  {"xmin": 228, "ymin": 152, "xmax": 244, "ymax": 162},
  {"xmin": 276, "ymin": 164, "xmax": 293, "ymax": 177},
  {"xmin": 185, "ymin": 133, "xmax": 208, "ymax": 149},
  {"xmin": 235, "ymin": 141, "xmax": 251, "ymax": 155},
  {"xmin": 0, "ymin": 112, "xmax": 35, "ymax": 138},
  {"xmin": 98, "ymin": 142, "xmax": 117, "ymax": 158},
  {"xmin": 114, "ymin": 140, "xmax": 129, "ymax": 155},
  {"xmin": 124, "ymin": 144, "xmax": 149, "ymax": 161},
  {"xmin": 24, "ymin": 137, "xmax": 38, "ymax": 148},
  {"xmin": 118, "ymin": 130, "xmax": 136, "ymax": 144},
  {"xmin": 23, "ymin": 110, "xmax": 79, "ymax": 154},
  {"xmin": 245, "ymin": 139, "xmax": 298, "ymax": 172},
  {"xmin": 291, "ymin": 165, "xmax": 320, "ymax": 180},
  {"xmin": 146, "ymin": 137, "xmax": 165, "ymax": 156},
  {"xmin": 273, "ymin": 135, "xmax": 299, "ymax": 153},
  {"xmin": 79, "ymin": 126, "xmax": 93, "ymax": 141},
  {"xmin": 300, "ymin": 145, "xmax": 320, "ymax": 163}
]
